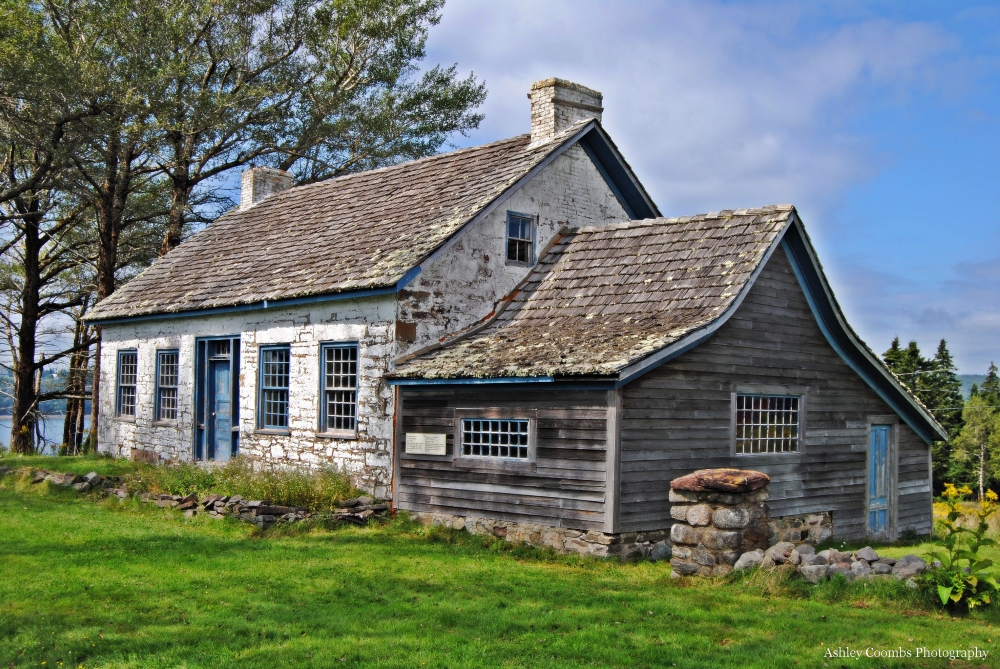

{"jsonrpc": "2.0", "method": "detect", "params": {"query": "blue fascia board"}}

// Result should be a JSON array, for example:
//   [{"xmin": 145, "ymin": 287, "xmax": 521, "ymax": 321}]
[
  {"xmin": 388, "ymin": 376, "xmax": 555, "ymax": 386},
  {"xmin": 89, "ymin": 266, "xmax": 422, "ymax": 326},
  {"xmin": 779, "ymin": 225, "xmax": 944, "ymax": 444}
]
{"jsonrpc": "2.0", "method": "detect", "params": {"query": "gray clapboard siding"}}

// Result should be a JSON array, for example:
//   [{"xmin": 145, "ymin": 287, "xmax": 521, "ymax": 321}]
[
  {"xmin": 618, "ymin": 246, "xmax": 932, "ymax": 539},
  {"xmin": 397, "ymin": 387, "xmax": 610, "ymax": 530}
]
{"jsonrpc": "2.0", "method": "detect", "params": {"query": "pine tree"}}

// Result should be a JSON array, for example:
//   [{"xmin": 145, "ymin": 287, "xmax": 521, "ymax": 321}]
[
  {"xmin": 928, "ymin": 340, "xmax": 965, "ymax": 439},
  {"xmin": 982, "ymin": 362, "xmax": 1000, "ymax": 406}
]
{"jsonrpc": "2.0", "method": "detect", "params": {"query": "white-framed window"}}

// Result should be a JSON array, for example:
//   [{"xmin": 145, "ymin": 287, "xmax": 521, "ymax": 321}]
[
  {"xmin": 258, "ymin": 346, "xmax": 290, "ymax": 430},
  {"xmin": 505, "ymin": 211, "xmax": 535, "ymax": 265},
  {"xmin": 461, "ymin": 418, "xmax": 530, "ymax": 459},
  {"xmin": 116, "ymin": 350, "xmax": 138, "ymax": 418},
  {"xmin": 735, "ymin": 394, "xmax": 800, "ymax": 454},
  {"xmin": 155, "ymin": 350, "xmax": 179, "ymax": 422},
  {"xmin": 320, "ymin": 343, "xmax": 358, "ymax": 433}
]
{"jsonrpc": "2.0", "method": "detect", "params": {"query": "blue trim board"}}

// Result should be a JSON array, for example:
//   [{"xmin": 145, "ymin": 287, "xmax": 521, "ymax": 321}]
[
  {"xmin": 388, "ymin": 376, "xmax": 555, "ymax": 386},
  {"xmin": 780, "ymin": 224, "xmax": 945, "ymax": 444},
  {"xmin": 89, "ymin": 266, "xmax": 422, "ymax": 326}
]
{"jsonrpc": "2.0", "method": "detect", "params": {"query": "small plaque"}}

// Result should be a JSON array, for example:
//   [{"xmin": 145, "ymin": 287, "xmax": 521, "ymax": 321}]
[{"xmin": 405, "ymin": 433, "xmax": 447, "ymax": 455}]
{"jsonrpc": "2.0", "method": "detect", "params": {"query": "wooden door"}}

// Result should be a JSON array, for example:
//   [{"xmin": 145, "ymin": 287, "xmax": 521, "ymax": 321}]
[
  {"xmin": 868, "ymin": 425, "xmax": 891, "ymax": 535},
  {"xmin": 209, "ymin": 359, "xmax": 232, "ymax": 462}
]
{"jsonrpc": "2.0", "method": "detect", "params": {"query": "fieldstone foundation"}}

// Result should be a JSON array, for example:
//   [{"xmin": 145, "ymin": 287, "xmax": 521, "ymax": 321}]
[
  {"xmin": 668, "ymin": 468, "xmax": 772, "ymax": 577},
  {"xmin": 769, "ymin": 511, "xmax": 834, "ymax": 545},
  {"xmin": 409, "ymin": 512, "xmax": 671, "ymax": 559}
]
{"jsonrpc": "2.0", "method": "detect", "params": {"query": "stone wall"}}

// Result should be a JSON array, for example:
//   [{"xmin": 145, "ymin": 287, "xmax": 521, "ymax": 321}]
[
  {"xmin": 98, "ymin": 296, "xmax": 397, "ymax": 497},
  {"xmin": 667, "ymin": 469, "xmax": 772, "ymax": 577},
  {"xmin": 769, "ymin": 511, "xmax": 834, "ymax": 545},
  {"xmin": 409, "ymin": 512, "xmax": 670, "ymax": 560}
]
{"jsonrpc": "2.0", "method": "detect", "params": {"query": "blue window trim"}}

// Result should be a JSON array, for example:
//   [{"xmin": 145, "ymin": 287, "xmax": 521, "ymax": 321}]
[
  {"xmin": 154, "ymin": 349, "xmax": 180, "ymax": 423},
  {"xmin": 505, "ymin": 210, "xmax": 536, "ymax": 266},
  {"xmin": 115, "ymin": 349, "xmax": 138, "ymax": 418},
  {"xmin": 257, "ymin": 344, "xmax": 291, "ymax": 431},
  {"xmin": 318, "ymin": 341, "xmax": 360, "ymax": 434}
]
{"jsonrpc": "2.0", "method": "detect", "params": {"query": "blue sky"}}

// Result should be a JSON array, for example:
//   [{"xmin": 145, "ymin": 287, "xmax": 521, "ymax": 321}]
[{"xmin": 422, "ymin": 0, "xmax": 1000, "ymax": 374}]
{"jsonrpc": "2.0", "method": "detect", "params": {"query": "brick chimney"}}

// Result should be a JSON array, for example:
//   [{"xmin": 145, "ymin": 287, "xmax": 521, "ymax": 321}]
[
  {"xmin": 240, "ymin": 166, "xmax": 293, "ymax": 210},
  {"xmin": 529, "ymin": 78, "xmax": 603, "ymax": 145}
]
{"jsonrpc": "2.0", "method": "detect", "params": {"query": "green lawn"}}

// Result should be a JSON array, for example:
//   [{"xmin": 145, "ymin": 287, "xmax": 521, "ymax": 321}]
[{"xmin": 1, "ymin": 458, "xmax": 999, "ymax": 668}]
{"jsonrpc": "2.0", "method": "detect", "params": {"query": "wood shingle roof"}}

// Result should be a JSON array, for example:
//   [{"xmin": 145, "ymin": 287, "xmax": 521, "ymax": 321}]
[
  {"xmin": 87, "ymin": 122, "xmax": 593, "ymax": 322},
  {"xmin": 391, "ymin": 206, "xmax": 795, "ymax": 379}
]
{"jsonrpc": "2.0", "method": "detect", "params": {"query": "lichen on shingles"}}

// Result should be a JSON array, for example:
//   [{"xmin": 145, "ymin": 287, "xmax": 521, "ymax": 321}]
[{"xmin": 392, "ymin": 206, "xmax": 794, "ymax": 380}]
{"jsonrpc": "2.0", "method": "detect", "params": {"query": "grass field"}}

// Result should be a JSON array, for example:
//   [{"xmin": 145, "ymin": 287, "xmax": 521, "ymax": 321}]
[{"xmin": 1, "ymin": 455, "xmax": 999, "ymax": 668}]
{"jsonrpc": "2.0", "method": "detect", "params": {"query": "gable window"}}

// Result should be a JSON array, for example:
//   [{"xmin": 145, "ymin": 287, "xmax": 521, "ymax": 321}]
[
  {"xmin": 462, "ymin": 419, "xmax": 529, "ymax": 459},
  {"xmin": 155, "ymin": 350, "xmax": 179, "ymax": 422},
  {"xmin": 116, "ymin": 350, "xmax": 138, "ymax": 418},
  {"xmin": 506, "ymin": 212, "xmax": 534, "ymax": 265},
  {"xmin": 259, "ymin": 346, "xmax": 290, "ymax": 430},
  {"xmin": 735, "ymin": 394, "xmax": 800, "ymax": 454},
  {"xmin": 320, "ymin": 343, "xmax": 358, "ymax": 433}
]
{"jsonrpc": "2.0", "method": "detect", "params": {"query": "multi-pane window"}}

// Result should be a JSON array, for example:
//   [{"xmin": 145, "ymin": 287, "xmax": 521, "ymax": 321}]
[
  {"xmin": 462, "ymin": 419, "xmax": 529, "ymax": 459},
  {"xmin": 735, "ymin": 395, "xmax": 800, "ymax": 454},
  {"xmin": 156, "ymin": 350, "xmax": 179, "ymax": 421},
  {"xmin": 116, "ymin": 350, "xmax": 138, "ymax": 418},
  {"xmin": 259, "ymin": 346, "xmax": 290, "ymax": 429},
  {"xmin": 506, "ymin": 212, "xmax": 534, "ymax": 264},
  {"xmin": 321, "ymin": 344, "xmax": 358, "ymax": 432}
]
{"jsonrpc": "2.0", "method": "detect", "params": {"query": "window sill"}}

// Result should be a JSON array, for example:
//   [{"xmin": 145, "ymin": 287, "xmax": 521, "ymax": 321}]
[
  {"xmin": 504, "ymin": 260, "xmax": 533, "ymax": 268},
  {"xmin": 114, "ymin": 417, "xmax": 136, "ymax": 424},
  {"xmin": 253, "ymin": 429, "xmax": 291, "ymax": 436},
  {"xmin": 152, "ymin": 421, "xmax": 179, "ymax": 428},
  {"xmin": 733, "ymin": 452, "xmax": 803, "ymax": 463},
  {"xmin": 314, "ymin": 430, "xmax": 358, "ymax": 441}
]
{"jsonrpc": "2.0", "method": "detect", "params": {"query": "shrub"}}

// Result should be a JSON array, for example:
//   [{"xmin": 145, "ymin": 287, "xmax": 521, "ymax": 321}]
[
  {"xmin": 121, "ymin": 457, "xmax": 360, "ymax": 511},
  {"xmin": 924, "ymin": 483, "xmax": 999, "ymax": 611}
]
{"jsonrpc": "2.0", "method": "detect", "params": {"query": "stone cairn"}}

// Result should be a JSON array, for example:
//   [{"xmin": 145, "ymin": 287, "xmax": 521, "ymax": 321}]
[{"xmin": 668, "ymin": 468, "xmax": 772, "ymax": 577}]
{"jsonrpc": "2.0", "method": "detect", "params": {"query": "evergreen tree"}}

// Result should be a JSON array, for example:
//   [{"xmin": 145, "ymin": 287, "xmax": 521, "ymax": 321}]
[
  {"xmin": 971, "ymin": 383, "xmax": 980, "ymax": 398},
  {"xmin": 952, "ymin": 395, "xmax": 1000, "ymax": 500},
  {"xmin": 982, "ymin": 362, "xmax": 1000, "ymax": 405},
  {"xmin": 928, "ymin": 340, "xmax": 965, "ymax": 438}
]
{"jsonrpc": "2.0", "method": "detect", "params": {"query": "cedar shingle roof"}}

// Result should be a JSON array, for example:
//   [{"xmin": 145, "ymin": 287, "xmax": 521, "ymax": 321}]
[
  {"xmin": 391, "ymin": 206, "xmax": 794, "ymax": 379},
  {"xmin": 87, "ymin": 122, "xmax": 593, "ymax": 321}
]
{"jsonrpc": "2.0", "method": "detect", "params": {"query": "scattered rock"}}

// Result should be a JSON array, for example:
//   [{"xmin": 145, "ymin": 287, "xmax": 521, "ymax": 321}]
[
  {"xmin": 71, "ymin": 481, "xmax": 91, "ymax": 492},
  {"xmin": 764, "ymin": 542, "xmax": 796, "ymax": 564},
  {"xmin": 733, "ymin": 550, "xmax": 764, "ymax": 571},
  {"xmin": 851, "ymin": 559, "xmax": 872, "ymax": 578},
  {"xmin": 873, "ymin": 562, "xmax": 892, "ymax": 575},
  {"xmin": 855, "ymin": 546, "xmax": 879, "ymax": 563},
  {"xmin": 830, "ymin": 564, "xmax": 854, "ymax": 581},
  {"xmin": 892, "ymin": 555, "xmax": 927, "ymax": 580},
  {"xmin": 650, "ymin": 542, "xmax": 672, "ymax": 562},
  {"xmin": 799, "ymin": 564, "xmax": 829, "ymax": 584},
  {"xmin": 795, "ymin": 544, "xmax": 816, "ymax": 557},
  {"xmin": 84, "ymin": 472, "xmax": 102, "ymax": 485}
]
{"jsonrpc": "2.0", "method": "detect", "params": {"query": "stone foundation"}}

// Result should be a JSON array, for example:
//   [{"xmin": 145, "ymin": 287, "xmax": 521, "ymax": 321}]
[
  {"xmin": 667, "ymin": 468, "xmax": 772, "ymax": 577},
  {"xmin": 409, "ymin": 512, "xmax": 670, "ymax": 560},
  {"xmin": 769, "ymin": 511, "xmax": 833, "ymax": 545}
]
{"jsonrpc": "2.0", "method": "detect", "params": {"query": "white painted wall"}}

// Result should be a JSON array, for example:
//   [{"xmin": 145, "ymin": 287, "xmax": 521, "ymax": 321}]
[
  {"xmin": 98, "ymin": 296, "xmax": 397, "ymax": 497},
  {"xmin": 397, "ymin": 143, "xmax": 630, "ymax": 357}
]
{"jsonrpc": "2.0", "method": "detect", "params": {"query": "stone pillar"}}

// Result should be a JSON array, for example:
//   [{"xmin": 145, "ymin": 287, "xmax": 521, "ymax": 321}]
[{"xmin": 668, "ymin": 468, "xmax": 771, "ymax": 577}]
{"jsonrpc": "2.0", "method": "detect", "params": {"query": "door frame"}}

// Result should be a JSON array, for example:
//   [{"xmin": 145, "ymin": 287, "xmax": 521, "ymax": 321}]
[
  {"xmin": 865, "ymin": 415, "xmax": 899, "ymax": 540},
  {"xmin": 193, "ymin": 335, "xmax": 241, "ymax": 461}
]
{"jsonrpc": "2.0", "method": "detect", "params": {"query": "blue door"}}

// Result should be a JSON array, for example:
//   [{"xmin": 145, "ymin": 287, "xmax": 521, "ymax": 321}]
[
  {"xmin": 868, "ymin": 425, "xmax": 890, "ymax": 534},
  {"xmin": 210, "ymin": 360, "xmax": 232, "ymax": 462}
]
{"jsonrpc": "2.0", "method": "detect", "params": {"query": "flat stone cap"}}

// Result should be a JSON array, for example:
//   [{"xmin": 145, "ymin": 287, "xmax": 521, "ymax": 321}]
[{"xmin": 670, "ymin": 468, "xmax": 770, "ymax": 493}]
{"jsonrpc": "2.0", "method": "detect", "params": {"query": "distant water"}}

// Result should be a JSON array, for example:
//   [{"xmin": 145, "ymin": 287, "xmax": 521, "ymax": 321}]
[{"xmin": 0, "ymin": 416, "xmax": 90, "ymax": 455}]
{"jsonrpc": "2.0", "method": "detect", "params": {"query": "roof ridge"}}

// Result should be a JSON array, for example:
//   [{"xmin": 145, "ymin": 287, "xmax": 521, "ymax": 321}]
[{"xmin": 572, "ymin": 205, "xmax": 795, "ymax": 233}]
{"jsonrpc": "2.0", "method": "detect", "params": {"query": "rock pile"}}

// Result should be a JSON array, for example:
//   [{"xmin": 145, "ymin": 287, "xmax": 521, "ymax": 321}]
[
  {"xmin": 733, "ymin": 542, "xmax": 929, "ymax": 585},
  {"xmin": 5, "ymin": 467, "xmax": 388, "ymax": 528},
  {"xmin": 668, "ymin": 468, "xmax": 772, "ymax": 576}
]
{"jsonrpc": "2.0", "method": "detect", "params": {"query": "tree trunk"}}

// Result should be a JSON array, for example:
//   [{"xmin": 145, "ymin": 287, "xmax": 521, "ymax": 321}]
[
  {"xmin": 9, "ymin": 204, "xmax": 42, "ymax": 454},
  {"xmin": 63, "ymin": 318, "xmax": 84, "ymax": 453},
  {"xmin": 159, "ymin": 173, "xmax": 189, "ymax": 256},
  {"xmin": 981, "ymin": 441, "xmax": 986, "ymax": 501}
]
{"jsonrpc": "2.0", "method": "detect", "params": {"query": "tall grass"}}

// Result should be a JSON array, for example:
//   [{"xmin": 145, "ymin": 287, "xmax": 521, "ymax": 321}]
[{"xmin": 120, "ymin": 457, "xmax": 361, "ymax": 511}]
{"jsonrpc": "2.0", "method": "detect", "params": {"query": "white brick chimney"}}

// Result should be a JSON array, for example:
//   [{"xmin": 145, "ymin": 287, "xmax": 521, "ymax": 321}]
[
  {"xmin": 529, "ymin": 78, "xmax": 603, "ymax": 145},
  {"xmin": 240, "ymin": 166, "xmax": 293, "ymax": 210}
]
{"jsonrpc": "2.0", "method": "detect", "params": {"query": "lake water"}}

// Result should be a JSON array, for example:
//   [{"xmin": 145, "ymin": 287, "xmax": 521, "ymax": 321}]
[{"xmin": 0, "ymin": 416, "xmax": 90, "ymax": 455}]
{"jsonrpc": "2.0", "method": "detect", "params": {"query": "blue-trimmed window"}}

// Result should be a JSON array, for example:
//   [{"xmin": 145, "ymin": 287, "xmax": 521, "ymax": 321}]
[
  {"xmin": 258, "ymin": 346, "xmax": 290, "ymax": 429},
  {"xmin": 506, "ymin": 211, "xmax": 535, "ymax": 265},
  {"xmin": 155, "ymin": 350, "xmax": 179, "ymax": 422},
  {"xmin": 320, "ymin": 343, "xmax": 358, "ymax": 432},
  {"xmin": 116, "ymin": 350, "xmax": 138, "ymax": 418},
  {"xmin": 462, "ymin": 419, "xmax": 529, "ymax": 459}
]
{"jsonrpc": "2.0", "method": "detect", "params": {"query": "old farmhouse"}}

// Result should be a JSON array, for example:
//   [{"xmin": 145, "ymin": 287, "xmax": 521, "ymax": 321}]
[{"xmin": 86, "ymin": 79, "xmax": 946, "ymax": 555}]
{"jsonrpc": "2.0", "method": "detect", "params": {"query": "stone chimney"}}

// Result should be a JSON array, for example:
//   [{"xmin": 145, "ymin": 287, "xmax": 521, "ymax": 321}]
[
  {"xmin": 529, "ymin": 78, "xmax": 603, "ymax": 145},
  {"xmin": 240, "ymin": 166, "xmax": 293, "ymax": 210}
]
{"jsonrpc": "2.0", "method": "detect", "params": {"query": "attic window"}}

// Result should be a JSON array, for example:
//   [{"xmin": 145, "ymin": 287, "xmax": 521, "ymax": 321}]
[
  {"xmin": 735, "ymin": 395, "xmax": 800, "ymax": 454},
  {"xmin": 506, "ymin": 212, "xmax": 535, "ymax": 265}
]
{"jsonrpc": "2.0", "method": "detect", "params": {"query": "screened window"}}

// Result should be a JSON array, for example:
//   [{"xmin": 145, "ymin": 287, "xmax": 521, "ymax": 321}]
[
  {"xmin": 259, "ymin": 346, "xmax": 290, "ymax": 429},
  {"xmin": 735, "ymin": 395, "xmax": 800, "ymax": 454},
  {"xmin": 156, "ymin": 350, "xmax": 179, "ymax": 422},
  {"xmin": 116, "ymin": 350, "xmax": 138, "ymax": 418},
  {"xmin": 462, "ymin": 419, "xmax": 529, "ymax": 459},
  {"xmin": 321, "ymin": 344, "xmax": 358, "ymax": 432},
  {"xmin": 506, "ymin": 212, "xmax": 534, "ymax": 265}
]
